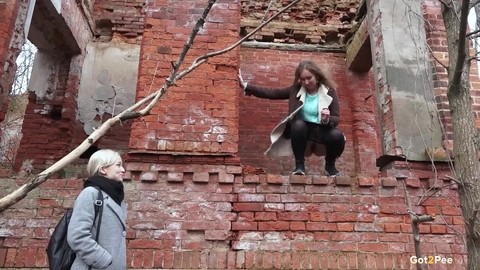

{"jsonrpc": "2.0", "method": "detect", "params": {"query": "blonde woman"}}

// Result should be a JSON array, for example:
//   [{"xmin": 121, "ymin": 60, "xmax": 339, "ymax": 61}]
[{"xmin": 67, "ymin": 149, "xmax": 127, "ymax": 270}]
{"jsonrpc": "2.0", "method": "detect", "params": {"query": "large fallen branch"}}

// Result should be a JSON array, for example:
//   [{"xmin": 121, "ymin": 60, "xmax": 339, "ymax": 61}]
[{"xmin": 0, "ymin": 0, "xmax": 303, "ymax": 213}]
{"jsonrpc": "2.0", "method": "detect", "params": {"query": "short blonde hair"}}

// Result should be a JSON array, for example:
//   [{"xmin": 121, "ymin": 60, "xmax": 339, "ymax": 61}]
[{"xmin": 87, "ymin": 149, "xmax": 122, "ymax": 176}]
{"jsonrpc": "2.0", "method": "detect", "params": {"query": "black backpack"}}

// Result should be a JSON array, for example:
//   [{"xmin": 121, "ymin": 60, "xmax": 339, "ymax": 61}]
[{"xmin": 47, "ymin": 187, "xmax": 104, "ymax": 270}]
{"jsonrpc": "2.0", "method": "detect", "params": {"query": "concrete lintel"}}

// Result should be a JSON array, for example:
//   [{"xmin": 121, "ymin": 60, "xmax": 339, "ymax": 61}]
[
  {"xmin": 28, "ymin": 0, "xmax": 81, "ymax": 54},
  {"xmin": 241, "ymin": 41, "xmax": 344, "ymax": 53},
  {"xmin": 345, "ymin": 18, "xmax": 372, "ymax": 73}
]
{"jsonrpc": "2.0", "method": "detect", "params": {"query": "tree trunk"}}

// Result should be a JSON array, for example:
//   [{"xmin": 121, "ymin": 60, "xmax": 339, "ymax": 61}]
[
  {"xmin": 448, "ymin": 78, "xmax": 480, "ymax": 269},
  {"xmin": 443, "ymin": 2, "xmax": 480, "ymax": 269}
]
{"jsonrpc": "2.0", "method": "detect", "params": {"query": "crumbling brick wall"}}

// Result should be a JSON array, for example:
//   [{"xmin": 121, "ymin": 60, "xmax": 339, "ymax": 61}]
[
  {"xmin": 0, "ymin": 0, "xmax": 22, "ymax": 124},
  {"xmin": 92, "ymin": 0, "xmax": 146, "ymax": 43},
  {"xmin": 12, "ymin": 0, "xmax": 91, "ymax": 172},
  {"xmin": 13, "ymin": 0, "xmax": 145, "ymax": 172},
  {"xmin": 129, "ymin": 0, "xmax": 240, "ymax": 160},
  {"xmin": 241, "ymin": 0, "xmax": 361, "ymax": 44},
  {"xmin": 0, "ymin": 163, "xmax": 467, "ymax": 269},
  {"xmin": 0, "ymin": 0, "xmax": 473, "ymax": 269}
]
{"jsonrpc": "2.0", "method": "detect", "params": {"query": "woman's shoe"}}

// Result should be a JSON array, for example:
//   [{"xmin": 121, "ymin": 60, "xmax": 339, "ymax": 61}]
[
  {"xmin": 292, "ymin": 168, "xmax": 306, "ymax": 175},
  {"xmin": 325, "ymin": 160, "xmax": 340, "ymax": 176},
  {"xmin": 292, "ymin": 163, "xmax": 306, "ymax": 175}
]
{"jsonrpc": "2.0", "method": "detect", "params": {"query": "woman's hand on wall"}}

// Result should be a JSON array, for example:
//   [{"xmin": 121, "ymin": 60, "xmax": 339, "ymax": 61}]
[{"xmin": 238, "ymin": 69, "xmax": 250, "ymax": 95}]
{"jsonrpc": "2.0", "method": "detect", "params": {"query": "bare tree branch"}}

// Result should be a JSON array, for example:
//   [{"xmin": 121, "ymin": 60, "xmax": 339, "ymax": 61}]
[
  {"xmin": 402, "ymin": 180, "xmax": 435, "ymax": 270},
  {"xmin": 427, "ymin": 45, "xmax": 449, "ymax": 71},
  {"xmin": 450, "ymin": 0, "xmax": 470, "ymax": 87},
  {"xmin": 470, "ymin": 0, "xmax": 480, "ymax": 9},
  {"xmin": 438, "ymin": 0, "xmax": 451, "ymax": 7},
  {"xmin": 138, "ymin": 0, "xmax": 217, "ymax": 115},
  {"xmin": 175, "ymin": 0, "xmax": 302, "ymax": 81},
  {"xmin": 469, "ymin": 208, "xmax": 480, "ymax": 239},
  {"xmin": 467, "ymin": 28, "xmax": 480, "ymax": 38},
  {"xmin": 416, "ymin": 182, "xmax": 457, "ymax": 206},
  {"xmin": 263, "ymin": 0, "xmax": 276, "ymax": 22},
  {"xmin": 0, "ymin": 0, "xmax": 303, "ymax": 213}
]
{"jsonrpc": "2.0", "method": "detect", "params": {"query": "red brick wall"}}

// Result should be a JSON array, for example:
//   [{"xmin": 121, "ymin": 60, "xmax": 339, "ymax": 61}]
[
  {"xmin": 16, "ymin": 54, "xmax": 134, "ymax": 172},
  {"xmin": 367, "ymin": 0, "xmax": 393, "ymax": 157},
  {"xmin": 0, "ymin": 0, "xmax": 472, "ymax": 269},
  {"xmin": 0, "ymin": 0, "xmax": 20, "ymax": 123},
  {"xmin": 239, "ymin": 48, "xmax": 378, "ymax": 176},
  {"xmin": 423, "ymin": 0, "xmax": 480, "ymax": 156},
  {"xmin": 0, "ymin": 164, "xmax": 467, "ymax": 269},
  {"xmin": 423, "ymin": 0, "xmax": 452, "ymax": 154},
  {"xmin": 14, "ymin": 57, "xmax": 79, "ymax": 172},
  {"xmin": 0, "ymin": 0, "xmax": 18, "ymax": 71},
  {"xmin": 92, "ymin": 0, "xmax": 145, "ymax": 44},
  {"xmin": 130, "ymin": 0, "xmax": 240, "ymax": 157},
  {"xmin": 240, "ymin": 0, "xmax": 361, "ymax": 44}
]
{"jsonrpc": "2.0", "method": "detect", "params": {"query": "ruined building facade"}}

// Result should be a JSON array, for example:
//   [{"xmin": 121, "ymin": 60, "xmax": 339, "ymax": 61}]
[{"xmin": 0, "ymin": 0, "xmax": 473, "ymax": 269}]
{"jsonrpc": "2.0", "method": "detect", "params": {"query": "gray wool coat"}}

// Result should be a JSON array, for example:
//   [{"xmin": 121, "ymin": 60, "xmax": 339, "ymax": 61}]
[{"xmin": 67, "ymin": 186, "xmax": 127, "ymax": 270}]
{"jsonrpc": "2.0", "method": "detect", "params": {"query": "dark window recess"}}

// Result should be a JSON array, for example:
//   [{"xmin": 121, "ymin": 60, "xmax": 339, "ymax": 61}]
[
  {"xmin": 80, "ymin": 145, "xmax": 100, "ymax": 159},
  {"xmin": 50, "ymin": 105, "xmax": 63, "ymax": 120}
]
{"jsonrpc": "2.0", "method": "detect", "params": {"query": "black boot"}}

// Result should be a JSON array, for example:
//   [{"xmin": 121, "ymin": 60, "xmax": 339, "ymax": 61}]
[
  {"xmin": 292, "ymin": 161, "xmax": 306, "ymax": 175},
  {"xmin": 325, "ymin": 159, "xmax": 340, "ymax": 176}
]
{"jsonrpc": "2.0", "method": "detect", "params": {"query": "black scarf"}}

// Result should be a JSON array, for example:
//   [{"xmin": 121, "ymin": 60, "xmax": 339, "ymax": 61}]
[{"xmin": 84, "ymin": 175, "xmax": 124, "ymax": 206}]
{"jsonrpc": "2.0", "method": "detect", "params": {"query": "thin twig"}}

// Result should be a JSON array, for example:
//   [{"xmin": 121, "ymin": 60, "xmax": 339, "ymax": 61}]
[
  {"xmin": 469, "ymin": 208, "xmax": 479, "ymax": 239},
  {"xmin": 416, "ymin": 182, "xmax": 457, "ymax": 206},
  {"xmin": 438, "ymin": 0, "xmax": 450, "ymax": 7},
  {"xmin": 427, "ymin": 45, "xmax": 449, "ymax": 71},
  {"xmin": 139, "ymin": 0, "xmax": 216, "ymax": 115},
  {"xmin": 444, "ymin": 175, "xmax": 462, "ymax": 184},
  {"xmin": 175, "ymin": 0, "xmax": 303, "ymax": 81},
  {"xmin": 402, "ymin": 180, "xmax": 435, "ymax": 270},
  {"xmin": 467, "ymin": 29, "xmax": 480, "ymax": 38},
  {"xmin": 263, "ymin": 0, "xmax": 276, "ymax": 22},
  {"xmin": 470, "ymin": 0, "xmax": 480, "ymax": 9}
]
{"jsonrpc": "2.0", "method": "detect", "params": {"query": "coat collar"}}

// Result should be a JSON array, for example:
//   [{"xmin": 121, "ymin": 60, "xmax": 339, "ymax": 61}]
[{"xmin": 296, "ymin": 84, "xmax": 332, "ymax": 108}]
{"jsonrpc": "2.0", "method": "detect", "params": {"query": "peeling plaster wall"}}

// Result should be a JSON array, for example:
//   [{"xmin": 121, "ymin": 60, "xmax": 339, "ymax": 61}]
[
  {"xmin": 28, "ymin": 52, "xmax": 61, "ymax": 100},
  {"xmin": 77, "ymin": 42, "xmax": 139, "ymax": 135},
  {"xmin": 368, "ymin": 0, "xmax": 443, "ymax": 161}
]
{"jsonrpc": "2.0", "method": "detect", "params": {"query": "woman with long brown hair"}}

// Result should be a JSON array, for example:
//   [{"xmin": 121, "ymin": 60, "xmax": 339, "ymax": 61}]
[{"xmin": 239, "ymin": 60, "xmax": 345, "ymax": 176}]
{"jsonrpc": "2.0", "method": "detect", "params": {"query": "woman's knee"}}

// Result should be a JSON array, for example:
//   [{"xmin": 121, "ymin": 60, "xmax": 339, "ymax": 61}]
[
  {"xmin": 290, "ymin": 119, "xmax": 308, "ymax": 132},
  {"xmin": 289, "ymin": 119, "xmax": 308, "ymax": 140},
  {"xmin": 325, "ymin": 128, "xmax": 345, "ymax": 144}
]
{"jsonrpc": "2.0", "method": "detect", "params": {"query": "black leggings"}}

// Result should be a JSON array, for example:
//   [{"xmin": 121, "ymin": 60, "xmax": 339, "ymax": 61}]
[{"xmin": 290, "ymin": 119, "xmax": 345, "ymax": 164}]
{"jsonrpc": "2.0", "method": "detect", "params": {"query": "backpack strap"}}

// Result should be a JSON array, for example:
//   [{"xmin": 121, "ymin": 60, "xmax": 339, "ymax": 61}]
[
  {"xmin": 90, "ymin": 187, "xmax": 104, "ymax": 270},
  {"xmin": 92, "ymin": 187, "xmax": 104, "ymax": 241}
]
